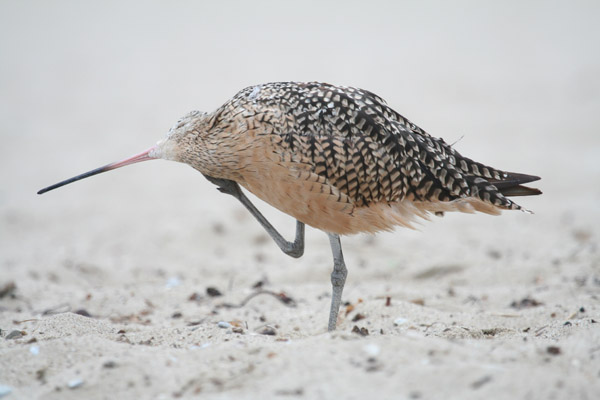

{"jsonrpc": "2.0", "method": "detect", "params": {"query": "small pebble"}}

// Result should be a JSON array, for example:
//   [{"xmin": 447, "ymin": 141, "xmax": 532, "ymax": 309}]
[
  {"xmin": 0, "ymin": 385, "xmax": 13, "ymax": 398},
  {"xmin": 352, "ymin": 326, "xmax": 369, "ymax": 336},
  {"xmin": 0, "ymin": 282, "xmax": 16, "ymax": 299},
  {"xmin": 275, "ymin": 388, "xmax": 304, "ymax": 396},
  {"xmin": 363, "ymin": 343, "xmax": 381, "ymax": 357},
  {"xmin": 257, "ymin": 326, "xmax": 277, "ymax": 336},
  {"xmin": 29, "ymin": 345, "xmax": 40, "ymax": 355},
  {"xmin": 74, "ymin": 309, "xmax": 92, "ymax": 318},
  {"xmin": 6, "ymin": 330, "xmax": 23, "ymax": 340},
  {"xmin": 410, "ymin": 298, "xmax": 425, "ymax": 306},
  {"xmin": 67, "ymin": 379, "xmax": 84, "ymax": 389},
  {"xmin": 188, "ymin": 292, "xmax": 202, "ymax": 302},
  {"xmin": 394, "ymin": 317, "xmax": 408, "ymax": 326},
  {"xmin": 510, "ymin": 298, "xmax": 542, "ymax": 310},
  {"xmin": 217, "ymin": 321, "xmax": 232, "ymax": 329},
  {"xmin": 471, "ymin": 375, "xmax": 493, "ymax": 389},
  {"xmin": 252, "ymin": 280, "xmax": 266, "ymax": 289},
  {"xmin": 206, "ymin": 287, "xmax": 222, "ymax": 297},
  {"xmin": 165, "ymin": 277, "xmax": 181, "ymax": 289},
  {"xmin": 352, "ymin": 313, "xmax": 366, "ymax": 322}
]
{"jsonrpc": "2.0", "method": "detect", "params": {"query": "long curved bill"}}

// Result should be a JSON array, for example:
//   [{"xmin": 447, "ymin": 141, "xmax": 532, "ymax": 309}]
[{"xmin": 37, "ymin": 146, "xmax": 157, "ymax": 195}]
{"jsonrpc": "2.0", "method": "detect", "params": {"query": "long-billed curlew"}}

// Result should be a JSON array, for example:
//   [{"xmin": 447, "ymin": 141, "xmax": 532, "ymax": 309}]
[{"xmin": 38, "ymin": 82, "xmax": 541, "ymax": 331}]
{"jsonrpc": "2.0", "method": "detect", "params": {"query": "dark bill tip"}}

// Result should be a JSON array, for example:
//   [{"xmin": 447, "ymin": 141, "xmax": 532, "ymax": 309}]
[
  {"xmin": 37, "ymin": 165, "xmax": 113, "ymax": 194},
  {"xmin": 37, "ymin": 146, "xmax": 157, "ymax": 195}
]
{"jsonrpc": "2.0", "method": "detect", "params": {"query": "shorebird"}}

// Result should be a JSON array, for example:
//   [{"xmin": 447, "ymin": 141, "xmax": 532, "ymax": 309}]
[{"xmin": 38, "ymin": 82, "xmax": 541, "ymax": 331}]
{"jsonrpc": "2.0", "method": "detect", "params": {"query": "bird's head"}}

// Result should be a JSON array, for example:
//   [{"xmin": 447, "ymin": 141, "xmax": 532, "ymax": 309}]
[
  {"xmin": 37, "ymin": 110, "xmax": 212, "ymax": 195},
  {"xmin": 151, "ymin": 110, "xmax": 210, "ymax": 163}
]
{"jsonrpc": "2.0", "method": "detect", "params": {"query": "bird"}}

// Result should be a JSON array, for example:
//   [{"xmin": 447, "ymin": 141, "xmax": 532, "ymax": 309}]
[{"xmin": 38, "ymin": 81, "xmax": 541, "ymax": 331}]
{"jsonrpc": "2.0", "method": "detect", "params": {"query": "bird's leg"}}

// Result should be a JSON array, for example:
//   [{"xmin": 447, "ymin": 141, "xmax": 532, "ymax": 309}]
[
  {"xmin": 327, "ymin": 233, "xmax": 347, "ymax": 331},
  {"xmin": 203, "ymin": 175, "xmax": 305, "ymax": 258}
]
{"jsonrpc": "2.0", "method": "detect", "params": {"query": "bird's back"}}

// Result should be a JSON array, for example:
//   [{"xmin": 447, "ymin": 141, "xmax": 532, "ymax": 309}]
[{"xmin": 211, "ymin": 82, "xmax": 540, "ymax": 234}]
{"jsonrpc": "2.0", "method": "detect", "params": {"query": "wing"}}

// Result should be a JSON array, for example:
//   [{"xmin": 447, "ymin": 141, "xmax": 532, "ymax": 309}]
[{"xmin": 229, "ymin": 82, "xmax": 540, "ymax": 210}]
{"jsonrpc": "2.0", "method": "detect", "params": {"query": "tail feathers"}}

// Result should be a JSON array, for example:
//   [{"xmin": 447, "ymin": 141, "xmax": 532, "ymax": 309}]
[
  {"xmin": 499, "ymin": 185, "xmax": 542, "ymax": 197},
  {"xmin": 489, "ymin": 172, "xmax": 542, "ymax": 197}
]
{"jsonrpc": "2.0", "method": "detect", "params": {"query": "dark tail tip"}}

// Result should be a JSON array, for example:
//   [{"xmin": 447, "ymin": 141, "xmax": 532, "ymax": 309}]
[
  {"xmin": 492, "ymin": 172, "xmax": 542, "ymax": 197},
  {"xmin": 500, "ymin": 185, "xmax": 542, "ymax": 197}
]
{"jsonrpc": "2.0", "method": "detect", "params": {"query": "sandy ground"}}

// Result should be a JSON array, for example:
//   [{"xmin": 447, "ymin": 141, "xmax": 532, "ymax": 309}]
[{"xmin": 1, "ymin": 1, "xmax": 599, "ymax": 399}]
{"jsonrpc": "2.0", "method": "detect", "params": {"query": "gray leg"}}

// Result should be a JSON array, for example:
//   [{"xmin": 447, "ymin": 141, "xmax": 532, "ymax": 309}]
[
  {"xmin": 204, "ymin": 175, "xmax": 305, "ymax": 258},
  {"xmin": 327, "ymin": 233, "xmax": 347, "ymax": 331}
]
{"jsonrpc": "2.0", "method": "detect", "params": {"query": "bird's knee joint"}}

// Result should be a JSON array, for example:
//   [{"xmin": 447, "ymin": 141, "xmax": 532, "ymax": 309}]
[
  {"xmin": 330, "ymin": 266, "xmax": 347, "ymax": 287},
  {"xmin": 217, "ymin": 186, "xmax": 236, "ymax": 196},
  {"xmin": 216, "ymin": 183, "xmax": 241, "ymax": 198}
]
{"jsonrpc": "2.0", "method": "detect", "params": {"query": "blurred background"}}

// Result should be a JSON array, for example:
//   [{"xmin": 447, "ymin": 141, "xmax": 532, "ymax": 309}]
[{"xmin": 1, "ymin": 0, "xmax": 599, "ymax": 285}]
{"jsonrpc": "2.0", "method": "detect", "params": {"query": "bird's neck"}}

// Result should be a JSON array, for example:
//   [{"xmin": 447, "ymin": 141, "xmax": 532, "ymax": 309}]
[{"xmin": 184, "ymin": 133, "xmax": 246, "ymax": 183}]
